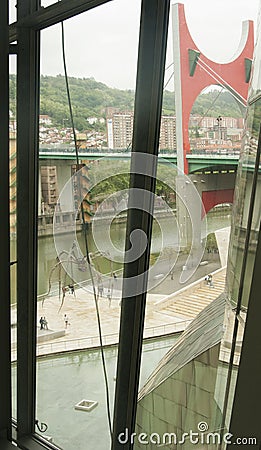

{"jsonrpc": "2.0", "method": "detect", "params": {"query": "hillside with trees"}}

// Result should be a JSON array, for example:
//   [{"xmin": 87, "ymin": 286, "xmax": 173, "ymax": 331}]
[{"xmin": 9, "ymin": 74, "xmax": 243, "ymax": 131}]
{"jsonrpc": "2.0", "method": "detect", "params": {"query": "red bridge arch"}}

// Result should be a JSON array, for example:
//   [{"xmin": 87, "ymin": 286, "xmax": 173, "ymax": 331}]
[
  {"xmin": 202, "ymin": 189, "xmax": 234, "ymax": 217},
  {"xmin": 172, "ymin": 3, "xmax": 254, "ymax": 174}
]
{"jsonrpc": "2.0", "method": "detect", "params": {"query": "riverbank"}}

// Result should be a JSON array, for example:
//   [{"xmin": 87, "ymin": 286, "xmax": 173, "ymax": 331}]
[
  {"xmin": 37, "ymin": 207, "xmax": 177, "ymax": 238},
  {"xmin": 35, "ymin": 204, "xmax": 231, "ymax": 238}
]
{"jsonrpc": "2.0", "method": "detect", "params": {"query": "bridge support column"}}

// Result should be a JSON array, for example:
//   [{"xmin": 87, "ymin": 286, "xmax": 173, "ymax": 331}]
[
  {"xmin": 176, "ymin": 171, "xmax": 235, "ymax": 258},
  {"xmin": 176, "ymin": 175, "xmax": 202, "ymax": 260}
]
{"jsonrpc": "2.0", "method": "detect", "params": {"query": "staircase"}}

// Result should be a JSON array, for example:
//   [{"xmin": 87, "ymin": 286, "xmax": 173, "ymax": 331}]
[{"xmin": 155, "ymin": 268, "xmax": 226, "ymax": 320}]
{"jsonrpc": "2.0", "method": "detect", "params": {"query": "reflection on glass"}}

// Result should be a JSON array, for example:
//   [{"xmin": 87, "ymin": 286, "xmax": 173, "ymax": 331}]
[
  {"xmin": 135, "ymin": 4, "xmax": 258, "ymax": 450},
  {"xmin": 32, "ymin": 0, "xmax": 260, "ymax": 446},
  {"xmin": 136, "ymin": 295, "xmax": 225, "ymax": 450},
  {"xmin": 35, "ymin": 336, "xmax": 178, "ymax": 449},
  {"xmin": 36, "ymin": 1, "xmax": 141, "ymax": 445},
  {"xmin": 226, "ymin": 100, "xmax": 261, "ymax": 310},
  {"xmin": 216, "ymin": 6, "xmax": 261, "ymax": 446}
]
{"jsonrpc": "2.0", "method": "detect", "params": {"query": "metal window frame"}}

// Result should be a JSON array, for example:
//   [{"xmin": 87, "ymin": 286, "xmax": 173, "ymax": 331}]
[
  {"xmin": 0, "ymin": 0, "xmax": 12, "ymax": 442},
  {"xmin": 112, "ymin": 1, "xmax": 170, "ymax": 448},
  {"xmin": 16, "ymin": 0, "xmax": 41, "ymax": 442},
  {"xmin": 2, "ymin": 0, "xmax": 261, "ymax": 449},
  {"xmin": 9, "ymin": 0, "xmax": 113, "ymax": 43},
  {"xmin": 5, "ymin": 0, "xmax": 171, "ymax": 449}
]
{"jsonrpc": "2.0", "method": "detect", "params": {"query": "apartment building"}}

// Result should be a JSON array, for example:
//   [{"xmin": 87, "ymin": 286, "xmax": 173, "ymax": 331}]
[
  {"xmin": 107, "ymin": 111, "xmax": 176, "ymax": 151},
  {"xmin": 189, "ymin": 115, "xmax": 244, "ymax": 130},
  {"xmin": 106, "ymin": 111, "xmax": 134, "ymax": 149},
  {"xmin": 159, "ymin": 115, "xmax": 176, "ymax": 150}
]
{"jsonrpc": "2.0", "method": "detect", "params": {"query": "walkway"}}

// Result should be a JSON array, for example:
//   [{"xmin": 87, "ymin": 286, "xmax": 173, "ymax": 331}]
[{"xmin": 11, "ymin": 267, "xmax": 226, "ymax": 359}]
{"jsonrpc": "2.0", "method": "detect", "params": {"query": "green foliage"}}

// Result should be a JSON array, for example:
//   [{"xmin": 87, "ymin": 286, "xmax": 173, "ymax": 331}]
[
  {"xmin": 88, "ymin": 160, "xmax": 177, "ymax": 205},
  {"xmin": 206, "ymin": 232, "xmax": 218, "ymax": 252},
  {"xmin": 39, "ymin": 75, "xmax": 135, "ymax": 131},
  {"xmin": 9, "ymin": 75, "xmax": 242, "ymax": 131},
  {"xmin": 192, "ymin": 89, "xmax": 242, "ymax": 118},
  {"xmin": 9, "ymin": 75, "xmax": 16, "ymax": 115},
  {"xmin": 162, "ymin": 90, "xmax": 175, "ymax": 115}
]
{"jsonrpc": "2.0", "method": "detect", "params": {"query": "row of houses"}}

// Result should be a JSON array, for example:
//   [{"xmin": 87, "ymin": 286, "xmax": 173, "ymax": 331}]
[
  {"xmin": 106, "ymin": 109, "xmax": 244, "ymax": 151},
  {"xmin": 9, "ymin": 112, "xmax": 245, "ymax": 151}
]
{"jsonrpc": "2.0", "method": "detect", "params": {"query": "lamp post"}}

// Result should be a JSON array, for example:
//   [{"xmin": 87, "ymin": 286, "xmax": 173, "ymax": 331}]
[{"xmin": 217, "ymin": 115, "xmax": 222, "ymax": 143}]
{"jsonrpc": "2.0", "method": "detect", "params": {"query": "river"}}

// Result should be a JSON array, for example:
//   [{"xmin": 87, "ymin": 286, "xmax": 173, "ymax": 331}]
[{"xmin": 10, "ymin": 208, "xmax": 231, "ymax": 303}]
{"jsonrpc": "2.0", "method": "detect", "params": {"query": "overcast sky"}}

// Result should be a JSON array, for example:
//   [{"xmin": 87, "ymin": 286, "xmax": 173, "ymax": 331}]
[{"xmin": 12, "ymin": 0, "xmax": 260, "ymax": 90}]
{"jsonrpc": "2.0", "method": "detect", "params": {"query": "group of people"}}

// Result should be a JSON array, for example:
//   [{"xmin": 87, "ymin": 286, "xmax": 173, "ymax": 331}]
[
  {"xmin": 39, "ymin": 316, "xmax": 48, "ymax": 330},
  {"xmin": 39, "ymin": 315, "xmax": 71, "ymax": 330}
]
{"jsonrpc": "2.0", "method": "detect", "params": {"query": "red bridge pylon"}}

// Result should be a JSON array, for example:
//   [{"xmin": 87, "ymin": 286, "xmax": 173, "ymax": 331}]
[{"xmin": 172, "ymin": 3, "xmax": 254, "ymax": 174}]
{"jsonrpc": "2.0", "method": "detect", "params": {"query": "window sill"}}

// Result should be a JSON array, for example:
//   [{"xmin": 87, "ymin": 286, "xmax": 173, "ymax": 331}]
[
  {"xmin": 0, "ymin": 435, "xmax": 61, "ymax": 450},
  {"xmin": 0, "ymin": 438, "xmax": 17, "ymax": 450}
]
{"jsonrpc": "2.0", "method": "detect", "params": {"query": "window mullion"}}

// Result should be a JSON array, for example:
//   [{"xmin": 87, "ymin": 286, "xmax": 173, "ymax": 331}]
[
  {"xmin": 16, "ymin": 0, "xmax": 40, "ymax": 440},
  {"xmin": 9, "ymin": 0, "xmax": 113, "ymax": 43},
  {"xmin": 112, "ymin": 1, "xmax": 170, "ymax": 448},
  {"xmin": 0, "ymin": 0, "xmax": 12, "ymax": 441}
]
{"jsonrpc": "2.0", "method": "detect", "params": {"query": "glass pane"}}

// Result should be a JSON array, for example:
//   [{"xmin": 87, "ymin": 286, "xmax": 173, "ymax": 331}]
[
  {"xmin": 40, "ymin": 0, "xmax": 59, "ymax": 6},
  {"xmin": 216, "ymin": 8, "xmax": 261, "ymax": 443},
  {"xmin": 134, "ymin": 2, "xmax": 259, "ymax": 450},
  {"xmin": 9, "ymin": 0, "xmax": 17, "ymax": 24},
  {"xmin": 36, "ymin": 336, "xmax": 178, "ymax": 448},
  {"xmin": 36, "ymin": 0, "xmax": 141, "ymax": 447},
  {"xmin": 25, "ymin": 1, "xmax": 260, "ymax": 448}
]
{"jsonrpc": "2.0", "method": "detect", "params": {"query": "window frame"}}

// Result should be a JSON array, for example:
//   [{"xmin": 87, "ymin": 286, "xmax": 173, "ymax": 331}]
[
  {"xmin": 0, "ymin": 0, "xmax": 12, "ymax": 442},
  {"xmin": 3, "ymin": 0, "xmax": 261, "ymax": 449},
  {"xmin": 6, "ymin": 0, "xmax": 170, "ymax": 449}
]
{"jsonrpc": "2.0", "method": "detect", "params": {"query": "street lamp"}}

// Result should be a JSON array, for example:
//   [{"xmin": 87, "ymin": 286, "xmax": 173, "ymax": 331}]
[{"xmin": 217, "ymin": 115, "xmax": 222, "ymax": 143}]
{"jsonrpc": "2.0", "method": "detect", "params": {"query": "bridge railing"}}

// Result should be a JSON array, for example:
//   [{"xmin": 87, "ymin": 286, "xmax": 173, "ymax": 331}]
[
  {"xmin": 190, "ymin": 148, "xmax": 240, "ymax": 156},
  {"xmin": 39, "ymin": 145, "xmax": 240, "ymax": 157}
]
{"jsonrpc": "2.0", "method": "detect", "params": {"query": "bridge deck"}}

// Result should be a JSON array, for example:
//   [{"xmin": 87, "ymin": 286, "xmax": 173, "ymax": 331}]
[{"xmin": 39, "ymin": 150, "xmax": 240, "ymax": 173}]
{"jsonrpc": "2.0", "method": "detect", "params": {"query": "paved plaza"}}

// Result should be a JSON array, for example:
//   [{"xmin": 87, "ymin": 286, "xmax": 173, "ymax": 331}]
[
  {"xmin": 11, "ymin": 228, "xmax": 230, "ymax": 359},
  {"xmin": 11, "ymin": 266, "xmax": 226, "ymax": 360}
]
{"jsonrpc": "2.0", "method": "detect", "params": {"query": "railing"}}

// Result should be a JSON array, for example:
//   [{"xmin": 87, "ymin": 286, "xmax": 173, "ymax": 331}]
[
  {"xmin": 39, "ymin": 146, "xmax": 240, "ymax": 157},
  {"xmin": 35, "ymin": 318, "xmax": 191, "ymax": 357},
  {"xmin": 190, "ymin": 148, "xmax": 240, "ymax": 156}
]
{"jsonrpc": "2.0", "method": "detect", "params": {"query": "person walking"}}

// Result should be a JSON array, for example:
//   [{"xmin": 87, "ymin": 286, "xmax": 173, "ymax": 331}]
[
  {"xmin": 205, "ymin": 274, "xmax": 214, "ymax": 287},
  {"xmin": 39, "ymin": 317, "xmax": 44, "ymax": 330},
  {"xmin": 107, "ymin": 289, "xmax": 112, "ymax": 307},
  {"xmin": 64, "ymin": 314, "xmax": 70, "ymax": 328},
  {"xmin": 43, "ymin": 316, "xmax": 48, "ymax": 330},
  {"xmin": 98, "ymin": 283, "xmax": 104, "ymax": 298}
]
